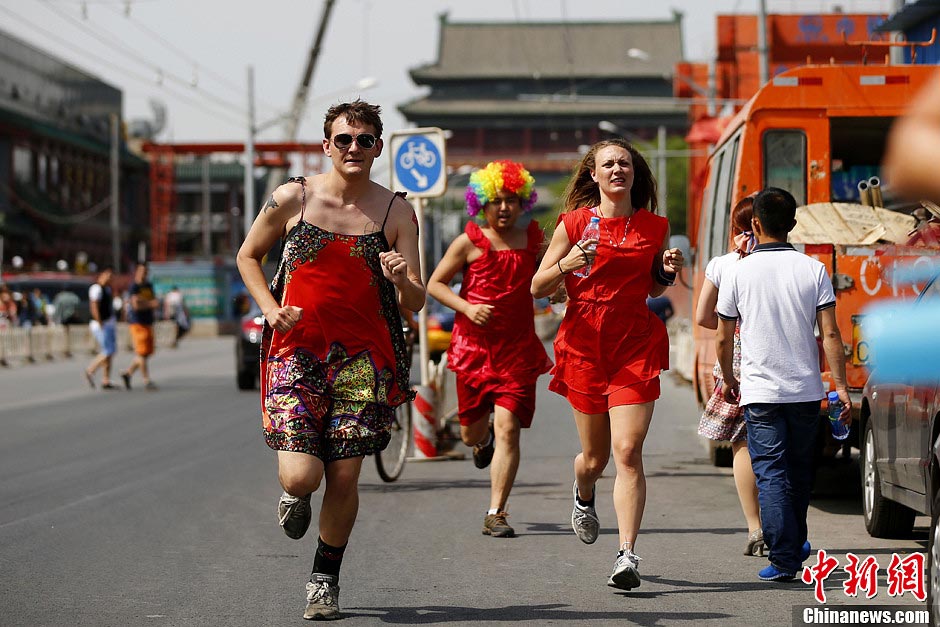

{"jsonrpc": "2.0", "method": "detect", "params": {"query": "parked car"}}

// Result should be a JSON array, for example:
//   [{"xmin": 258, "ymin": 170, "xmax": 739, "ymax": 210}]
[
  {"xmin": 858, "ymin": 268, "xmax": 940, "ymax": 615},
  {"xmin": 236, "ymin": 302, "xmax": 263, "ymax": 390}
]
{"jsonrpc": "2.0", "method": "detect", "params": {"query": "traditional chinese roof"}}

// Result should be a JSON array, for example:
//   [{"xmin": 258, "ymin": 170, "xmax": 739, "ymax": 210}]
[{"xmin": 410, "ymin": 17, "xmax": 683, "ymax": 82}]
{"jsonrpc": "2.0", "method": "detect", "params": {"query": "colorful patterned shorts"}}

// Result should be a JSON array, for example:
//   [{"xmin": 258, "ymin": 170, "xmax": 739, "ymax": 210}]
[{"xmin": 264, "ymin": 392, "xmax": 394, "ymax": 462}]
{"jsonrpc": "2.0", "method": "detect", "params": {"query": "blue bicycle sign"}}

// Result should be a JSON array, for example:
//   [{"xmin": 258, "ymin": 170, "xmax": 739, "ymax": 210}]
[
  {"xmin": 399, "ymin": 141, "xmax": 437, "ymax": 170},
  {"xmin": 389, "ymin": 129, "xmax": 446, "ymax": 198}
]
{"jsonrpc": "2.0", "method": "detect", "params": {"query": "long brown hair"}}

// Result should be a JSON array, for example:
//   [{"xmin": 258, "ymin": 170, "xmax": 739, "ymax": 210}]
[
  {"xmin": 731, "ymin": 193, "xmax": 757, "ymax": 234},
  {"xmin": 559, "ymin": 138, "xmax": 658, "ymax": 214}
]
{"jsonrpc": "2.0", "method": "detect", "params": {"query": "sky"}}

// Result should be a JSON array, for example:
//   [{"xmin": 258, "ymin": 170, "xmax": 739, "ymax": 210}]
[{"xmin": 1, "ymin": 0, "xmax": 896, "ymax": 146}]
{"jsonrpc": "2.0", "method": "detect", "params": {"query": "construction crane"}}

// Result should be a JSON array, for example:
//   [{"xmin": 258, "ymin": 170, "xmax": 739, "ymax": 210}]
[{"xmin": 260, "ymin": 0, "xmax": 337, "ymax": 201}]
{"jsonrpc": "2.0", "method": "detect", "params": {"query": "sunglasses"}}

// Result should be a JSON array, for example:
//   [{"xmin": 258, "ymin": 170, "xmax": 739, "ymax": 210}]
[{"xmin": 331, "ymin": 133, "xmax": 377, "ymax": 150}]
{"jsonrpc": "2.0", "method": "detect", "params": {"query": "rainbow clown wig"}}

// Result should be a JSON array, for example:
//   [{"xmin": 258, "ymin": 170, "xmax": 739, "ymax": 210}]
[{"xmin": 464, "ymin": 160, "xmax": 538, "ymax": 217}]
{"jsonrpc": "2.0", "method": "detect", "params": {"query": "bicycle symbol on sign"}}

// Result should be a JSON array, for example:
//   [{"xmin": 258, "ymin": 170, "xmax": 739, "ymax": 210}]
[{"xmin": 398, "ymin": 141, "xmax": 437, "ymax": 169}]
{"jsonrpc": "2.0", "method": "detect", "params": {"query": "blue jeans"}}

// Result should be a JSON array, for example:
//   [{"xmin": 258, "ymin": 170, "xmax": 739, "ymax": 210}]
[{"xmin": 745, "ymin": 401, "xmax": 820, "ymax": 573}]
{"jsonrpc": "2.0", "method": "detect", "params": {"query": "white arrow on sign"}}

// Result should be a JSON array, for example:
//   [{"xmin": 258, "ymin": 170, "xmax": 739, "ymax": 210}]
[{"xmin": 409, "ymin": 168, "xmax": 428, "ymax": 189}]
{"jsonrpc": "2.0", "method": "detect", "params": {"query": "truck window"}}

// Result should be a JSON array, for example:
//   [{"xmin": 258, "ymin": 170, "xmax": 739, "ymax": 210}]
[
  {"xmin": 763, "ymin": 130, "xmax": 806, "ymax": 206},
  {"xmin": 710, "ymin": 134, "xmax": 740, "ymax": 260},
  {"xmin": 829, "ymin": 117, "xmax": 892, "ymax": 203},
  {"xmin": 700, "ymin": 150, "xmax": 723, "ymax": 264}
]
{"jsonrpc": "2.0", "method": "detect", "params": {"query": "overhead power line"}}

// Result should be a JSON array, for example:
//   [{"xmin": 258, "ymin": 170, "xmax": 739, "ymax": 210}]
[
  {"xmin": 35, "ymin": 0, "xmax": 248, "ymax": 122},
  {"xmin": 0, "ymin": 4, "xmax": 245, "ymax": 128},
  {"xmin": 98, "ymin": 1, "xmax": 282, "ymax": 116}
]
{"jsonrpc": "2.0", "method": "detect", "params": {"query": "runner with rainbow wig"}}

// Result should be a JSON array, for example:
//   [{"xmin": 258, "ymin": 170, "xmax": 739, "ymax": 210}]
[{"xmin": 429, "ymin": 159, "xmax": 551, "ymax": 538}]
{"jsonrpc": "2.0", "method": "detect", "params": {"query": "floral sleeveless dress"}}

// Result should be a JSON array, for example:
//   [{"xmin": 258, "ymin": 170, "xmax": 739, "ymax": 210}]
[
  {"xmin": 259, "ymin": 177, "xmax": 413, "ymax": 462},
  {"xmin": 550, "ymin": 207, "xmax": 670, "ymax": 399}
]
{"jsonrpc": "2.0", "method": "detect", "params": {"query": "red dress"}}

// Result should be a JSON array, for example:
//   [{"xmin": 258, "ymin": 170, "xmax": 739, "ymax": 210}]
[
  {"xmin": 259, "ymin": 179, "xmax": 412, "ymax": 461},
  {"xmin": 550, "ymin": 207, "xmax": 670, "ymax": 399},
  {"xmin": 447, "ymin": 220, "xmax": 552, "ymax": 425}
]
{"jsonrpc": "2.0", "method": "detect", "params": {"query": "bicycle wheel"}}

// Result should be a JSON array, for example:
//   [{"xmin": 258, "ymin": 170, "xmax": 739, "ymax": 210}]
[{"xmin": 376, "ymin": 401, "xmax": 411, "ymax": 482}]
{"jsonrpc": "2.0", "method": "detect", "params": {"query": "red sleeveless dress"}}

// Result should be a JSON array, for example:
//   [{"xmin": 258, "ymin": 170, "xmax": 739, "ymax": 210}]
[
  {"xmin": 259, "ymin": 178, "xmax": 413, "ymax": 461},
  {"xmin": 447, "ymin": 220, "xmax": 552, "ymax": 426},
  {"xmin": 550, "ymin": 207, "xmax": 669, "ymax": 402}
]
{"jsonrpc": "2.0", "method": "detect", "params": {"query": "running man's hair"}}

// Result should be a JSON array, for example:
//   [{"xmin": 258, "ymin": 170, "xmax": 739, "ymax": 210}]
[
  {"xmin": 323, "ymin": 99, "xmax": 383, "ymax": 139},
  {"xmin": 465, "ymin": 160, "xmax": 538, "ymax": 216},
  {"xmin": 560, "ymin": 138, "xmax": 657, "ymax": 214},
  {"xmin": 753, "ymin": 187, "xmax": 797, "ymax": 239}
]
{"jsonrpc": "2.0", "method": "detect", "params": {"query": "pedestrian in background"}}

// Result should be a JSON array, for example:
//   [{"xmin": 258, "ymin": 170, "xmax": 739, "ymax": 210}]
[
  {"xmin": 236, "ymin": 100, "xmax": 424, "ymax": 621},
  {"xmin": 531, "ymin": 138, "xmax": 684, "ymax": 590},
  {"xmin": 163, "ymin": 286, "xmax": 190, "ymax": 348},
  {"xmin": 84, "ymin": 268, "xmax": 118, "ymax": 390},
  {"xmin": 120, "ymin": 262, "xmax": 159, "ymax": 390},
  {"xmin": 715, "ymin": 187, "xmax": 850, "ymax": 582},
  {"xmin": 694, "ymin": 194, "xmax": 762, "ymax": 556},
  {"xmin": 427, "ymin": 160, "xmax": 552, "ymax": 539},
  {"xmin": 0, "ymin": 284, "xmax": 17, "ymax": 328}
]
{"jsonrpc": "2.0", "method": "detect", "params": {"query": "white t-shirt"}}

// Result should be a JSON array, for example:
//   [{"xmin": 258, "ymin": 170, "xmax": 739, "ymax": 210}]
[
  {"xmin": 88, "ymin": 284, "xmax": 116, "ymax": 323},
  {"xmin": 705, "ymin": 251, "xmax": 741, "ymax": 289},
  {"xmin": 716, "ymin": 243, "xmax": 836, "ymax": 406}
]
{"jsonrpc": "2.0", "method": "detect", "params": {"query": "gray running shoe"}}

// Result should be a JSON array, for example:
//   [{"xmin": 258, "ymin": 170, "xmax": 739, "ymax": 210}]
[
  {"xmin": 571, "ymin": 480, "xmax": 599, "ymax": 544},
  {"xmin": 277, "ymin": 491, "xmax": 312, "ymax": 540},
  {"xmin": 304, "ymin": 574, "xmax": 340, "ymax": 621},
  {"xmin": 608, "ymin": 548, "xmax": 642, "ymax": 590}
]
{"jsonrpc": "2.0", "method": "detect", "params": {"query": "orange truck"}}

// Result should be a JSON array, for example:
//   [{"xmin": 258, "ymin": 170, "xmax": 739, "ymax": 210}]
[{"xmin": 688, "ymin": 62, "xmax": 940, "ymax": 462}]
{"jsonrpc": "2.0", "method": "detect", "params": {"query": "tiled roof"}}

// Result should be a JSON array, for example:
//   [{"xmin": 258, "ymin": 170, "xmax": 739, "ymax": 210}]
[
  {"xmin": 399, "ymin": 96, "xmax": 688, "ymax": 118},
  {"xmin": 411, "ymin": 19, "xmax": 683, "ymax": 81}
]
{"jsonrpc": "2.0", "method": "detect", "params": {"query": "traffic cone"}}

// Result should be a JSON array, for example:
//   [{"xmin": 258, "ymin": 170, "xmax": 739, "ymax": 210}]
[{"xmin": 411, "ymin": 384, "xmax": 437, "ymax": 458}]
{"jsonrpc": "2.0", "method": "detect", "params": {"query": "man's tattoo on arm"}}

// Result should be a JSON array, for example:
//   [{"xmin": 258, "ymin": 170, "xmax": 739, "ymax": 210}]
[{"xmin": 262, "ymin": 195, "xmax": 279, "ymax": 214}]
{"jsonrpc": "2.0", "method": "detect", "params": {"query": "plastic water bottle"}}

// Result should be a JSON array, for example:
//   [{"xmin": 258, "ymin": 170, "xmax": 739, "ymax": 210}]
[
  {"xmin": 573, "ymin": 216, "xmax": 601, "ymax": 278},
  {"xmin": 827, "ymin": 391, "xmax": 849, "ymax": 441}
]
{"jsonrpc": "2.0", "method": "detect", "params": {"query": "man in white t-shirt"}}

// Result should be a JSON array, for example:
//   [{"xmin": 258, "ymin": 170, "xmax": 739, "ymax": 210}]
[
  {"xmin": 715, "ymin": 187, "xmax": 851, "ymax": 582},
  {"xmin": 84, "ymin": 268, "xmax": 118, "ymax": 390}
]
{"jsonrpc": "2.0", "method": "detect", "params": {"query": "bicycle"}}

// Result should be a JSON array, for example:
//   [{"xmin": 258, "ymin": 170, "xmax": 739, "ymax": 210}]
[{"xmin": 375, "ymin": 320, "xmax": 416, "ymax": 482}]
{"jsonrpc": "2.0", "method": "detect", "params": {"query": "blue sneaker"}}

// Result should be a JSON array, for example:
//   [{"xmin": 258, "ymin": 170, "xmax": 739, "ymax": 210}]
[
  {"xmin": 759, "ymin": 564, "xmax": 796, "ymax": 581},
  {"xmin": 801, "ymin": 541, "xmax": 812, "ymax": 561}
]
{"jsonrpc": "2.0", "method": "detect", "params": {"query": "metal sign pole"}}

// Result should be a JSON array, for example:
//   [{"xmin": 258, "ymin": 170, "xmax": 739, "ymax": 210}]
[{"xmin": 415, "ymin": 196, "xmax": 430, "ymax": 388}]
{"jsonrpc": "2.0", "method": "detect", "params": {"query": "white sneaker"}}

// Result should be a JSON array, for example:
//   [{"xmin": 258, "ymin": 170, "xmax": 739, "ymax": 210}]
[
  {"xmin": 304, "ymin": 574, "xmax": 340, "ymax": 620},
  {"xmin": 277, "ymin": 491, "xmax": 312, "ymax": 540},
  {"xmin": 570, "ymin": 480, "xmax": 599, "ymax": 544},
  {"xmin": 607, "ymin": 548, "xmax": 642, "ymax": 590}
]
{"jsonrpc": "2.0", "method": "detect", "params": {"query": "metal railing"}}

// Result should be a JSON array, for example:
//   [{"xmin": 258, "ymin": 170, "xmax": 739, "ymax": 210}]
[{"xmin": 0, "ymin": 321, "xmax": 176, "ymax": 367}]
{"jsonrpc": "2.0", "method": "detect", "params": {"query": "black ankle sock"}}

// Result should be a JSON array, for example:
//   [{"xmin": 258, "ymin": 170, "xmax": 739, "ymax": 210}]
[
  {"xmin": 575, "ymin": 486, "xmax": 595, "ymax": 508},
  {"xmin": 312, "ymin": 537, "xmax": 347, "ymax": 582}
]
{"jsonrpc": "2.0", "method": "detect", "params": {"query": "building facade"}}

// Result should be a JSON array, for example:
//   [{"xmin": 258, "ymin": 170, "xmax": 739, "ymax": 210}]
[
  {"xmin": 0, "ymin": 28, "xmax": 148, "ymax": 273},
  {"xmin": 400, "ymin": 14, "xmax": 689, "ymax": 179}
]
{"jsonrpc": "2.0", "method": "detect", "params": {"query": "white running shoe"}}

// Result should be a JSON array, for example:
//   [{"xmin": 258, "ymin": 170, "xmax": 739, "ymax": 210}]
[
  {"xmin": 277, "ymin": 491, "xmax": 312, "ymax": 540},
  {"xmin": 570, "ymin": 480, "xmax": 599, "ymax": 544},
  {"xmin": 608, "ymin": 548, "xmax": 642, "ymax": 590},
  {"xmin": 304, "ymin": 574, "xmax": 341, "ymax": 620}
]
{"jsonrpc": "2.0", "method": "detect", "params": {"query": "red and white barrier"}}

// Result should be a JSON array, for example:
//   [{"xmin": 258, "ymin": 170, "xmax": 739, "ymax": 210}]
[{"xmin": 411, "ymin": 384, "xmax": 437, "ymax": 458}]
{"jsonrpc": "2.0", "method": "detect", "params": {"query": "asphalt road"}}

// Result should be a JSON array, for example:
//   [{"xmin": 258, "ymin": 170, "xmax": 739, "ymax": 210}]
[{"xmin": 0, "ymin": 337, "xmax": 928, "ymax": 626}]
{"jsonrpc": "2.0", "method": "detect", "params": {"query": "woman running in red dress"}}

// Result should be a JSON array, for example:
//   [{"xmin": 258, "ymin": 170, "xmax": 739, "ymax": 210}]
[
  {"xmin": 428, "ymin": 160, "xmax": 552, "ymax": 539},
  {"xmin": 532, "ymin": 139, "xmax": 684, "ymax": 590}
]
